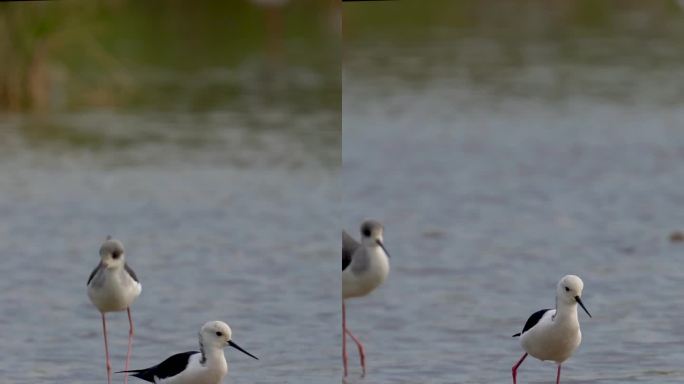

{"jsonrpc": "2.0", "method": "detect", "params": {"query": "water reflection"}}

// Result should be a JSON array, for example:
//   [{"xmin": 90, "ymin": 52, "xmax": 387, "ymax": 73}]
[{"xmin": 0, "ymin": 0, "xmax": 340, "ymax": 169}]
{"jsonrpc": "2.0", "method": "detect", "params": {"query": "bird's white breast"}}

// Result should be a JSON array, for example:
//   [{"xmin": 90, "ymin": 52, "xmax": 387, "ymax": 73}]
[
  {"xmin": 87, "ymin": 268, "xmax": 141, "ymax": 312},
  {"xmin": 342, "ymin": 246, "xmax": 389, "ymax": 299},
  {"xmin": 520, "ymin": 310, "xmax": 582, "ymax": 364},
  {"xmin": 156, "ymin": 353, "xmax": 227, "ymax": 384}
]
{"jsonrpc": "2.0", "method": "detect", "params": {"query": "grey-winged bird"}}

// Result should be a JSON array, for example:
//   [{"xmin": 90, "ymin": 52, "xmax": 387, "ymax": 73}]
[
  {"xmin": 342, "ymin": 220, "xmax": 390, "ymax": 377},
  {"xmin": 87, "ymin": 237, "xmax": 142, "ymax": 384}
]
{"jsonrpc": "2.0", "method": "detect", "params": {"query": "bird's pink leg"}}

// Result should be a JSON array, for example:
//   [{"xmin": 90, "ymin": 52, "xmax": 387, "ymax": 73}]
[
  {"xmin": 101, "ymin": 313, "xmax": 112, "ymax": 384},
  {"xmin": 342, "ymin": 300, "xmax": 348, "ymax": 377},
  {"xmin": 345, "ymin": 326, "xmax": 366, "ymax": 377},
  {"xmin": 512, "ymin": 353, "xmax": 527, "ymax": 384},
  {"xmin": 125, "ymin": 308, "xmax": 134, "ymax": 384},
  {"xmin": 556, "ymin": 364, "xmax": 561, "ymax": 384}
]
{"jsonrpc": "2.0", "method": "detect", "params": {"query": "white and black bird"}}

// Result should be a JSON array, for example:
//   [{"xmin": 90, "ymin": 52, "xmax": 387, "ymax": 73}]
[
  {"xmin": 118, "ymin": 321, "xmax": 258, "ymax": 384},
  {"xmin": 342, "ymin": 219, "xmax": 390, "ymax": 377},
  {"xmin": 87, "ymin": 237, "xmax": 142, "ymax": 384},
  {"xmin": 511, "ymin": 275, "xmax": 591, "ymax": 384}
]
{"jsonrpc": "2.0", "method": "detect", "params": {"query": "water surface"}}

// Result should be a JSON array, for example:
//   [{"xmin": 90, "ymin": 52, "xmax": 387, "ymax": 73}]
[
  {"xmin": 343, "ymin": 3, "xmax": 684, "ymax": 383},
  {"xmin": 0, "ymin": 82, "xmax": 339, "ymax": 384}
]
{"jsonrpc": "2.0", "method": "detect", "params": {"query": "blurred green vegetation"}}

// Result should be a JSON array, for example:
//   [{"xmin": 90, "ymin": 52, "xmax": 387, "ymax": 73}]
[
  {"xmin": 344, "ymin": 0, "xmax": 684, "ymax": 40},
  {"xmin": 0, "ymin": 0, "xmax": 339, "ymax": 112},
  {"xmin": 343, "ymin": 0, "xmax": 684, "ymax": 103},
  {"xmin": 343, "ymin": 0, "xmax": 684, "ymax": 70}
]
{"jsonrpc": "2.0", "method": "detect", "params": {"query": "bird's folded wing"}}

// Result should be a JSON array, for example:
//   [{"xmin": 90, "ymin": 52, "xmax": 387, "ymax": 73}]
[
  {"xmin": 116, "ymin": 351, "xmax": 199, "ymax": 382},
  {"xmin": 342, "ymin": 230, "xmax": 360, "ymax": 271},
  {"xmin": 513, "ymin": 308, "xmax": 551, "ymax": 337},
  {"xmin": 125, "ymin": 263, "xmax": 140, "ymax": 283}
]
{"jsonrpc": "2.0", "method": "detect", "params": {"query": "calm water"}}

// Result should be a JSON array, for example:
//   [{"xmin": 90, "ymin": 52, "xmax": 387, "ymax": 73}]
[
  {"xmin": 342, "ymin": 12, "xmax": 684, "ymax": 384},
  {"xmin": 0, "ymin": 1, "xmax": 343, "ymax": 383},
  {"xmin": 0, "ymin": 107, "xmax": 339, "ymax": 382}
]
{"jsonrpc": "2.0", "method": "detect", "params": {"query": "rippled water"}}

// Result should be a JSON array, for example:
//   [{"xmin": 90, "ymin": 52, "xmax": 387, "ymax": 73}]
[
  {"xmin": 0, "ymin": 107, "xmax": 339, "ymax": 383},
  {"xmin": 342, "ymin": 9, "xmax": 684, "ymax": 384},
  {"xmin": 6, "ymin": 3, "xmax": 684, "ymax": 384}
]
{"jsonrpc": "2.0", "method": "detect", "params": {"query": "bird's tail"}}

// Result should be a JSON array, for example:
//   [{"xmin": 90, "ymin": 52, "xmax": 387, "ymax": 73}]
[{"xmin": 512, "ymin": 332, "xmax": 521, "ymax": 337}]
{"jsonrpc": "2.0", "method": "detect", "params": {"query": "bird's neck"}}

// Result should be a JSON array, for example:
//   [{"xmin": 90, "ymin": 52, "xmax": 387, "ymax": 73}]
[
  {"xmin": 200, "ymin": 346, "xmax": 227, "ymax": 369},
  {"xmin": 554, "ymin": 302, "xmax": 579, "ymax": 324},
  {"xmin": 102, "ymin": 266, "xmax": 125, "ymax": 281},
  {"xmin": 365, "ymin": 243, "xmax": 387, "ymax": 259},
  {"xmin": 103, "ymin": 265, "xmax": 121, "ymax": 273}
]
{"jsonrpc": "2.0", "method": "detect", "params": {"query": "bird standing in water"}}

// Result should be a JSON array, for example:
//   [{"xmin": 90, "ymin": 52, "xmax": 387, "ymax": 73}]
[
  {"xmin": 87, "ymin": 237, "xmax": 142, "ymax": 384},
  {"xmin": 118, "ymin": 320, "xmax": 258, "ymax": 384},
  {"xmin": 342, "ymin": 220, "xmax": 390, "ymax": 377},
  {"xmin": 512, "ymin": 275, "xmax": 591, "ymax": 384}
]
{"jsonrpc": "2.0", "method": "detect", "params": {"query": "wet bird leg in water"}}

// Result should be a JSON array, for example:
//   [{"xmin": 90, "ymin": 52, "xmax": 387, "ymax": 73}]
[
  {"xmin": 124, "ymin": 308, "xmax": 134, "ymax": 384},
  {"xmin": 101, "ymin": 313, "xmax": 112, "ymax": 384},
  {"xmin": 342, "ymin": 301, "xmax": 366, "ymax": 377},
  {"xmin": 511, "ymin": 353, "xmax": 527, "ymax": 384}
]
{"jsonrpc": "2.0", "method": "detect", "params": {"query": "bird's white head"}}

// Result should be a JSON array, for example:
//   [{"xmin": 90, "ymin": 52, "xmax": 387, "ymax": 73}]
[
  {"xmin": 201, "ymin": 321, "xmax": 233, "ymax": 349},
  {"xmin": 359, "ymin": 220, "xmax": 390, "ymax": 258},
  {"xmin": 556, "ymin": 275, "xmax": 591, "ymax": 317},
  {"xmin": 200, "ymin": 321, "xmax": 259, "ymax": 360},
  {"xmin": 99, "ymin": 238, "xmax": 125, "ymax": 269}
]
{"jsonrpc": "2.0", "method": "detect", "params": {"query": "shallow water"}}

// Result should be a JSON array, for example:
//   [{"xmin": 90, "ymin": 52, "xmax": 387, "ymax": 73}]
[
  {"xmin": 342, "ymin": 5, "xmax": 684, "ymax": 383},
  {"xmin": 0, "ymin": 2, "xmax": 343, "ymax": 383},
  {"xmin": 0, "ymin": 108, "xmax": 339, "ymax": 383}
]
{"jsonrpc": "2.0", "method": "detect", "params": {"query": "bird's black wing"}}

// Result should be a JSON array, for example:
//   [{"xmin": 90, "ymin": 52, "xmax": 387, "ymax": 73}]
[
  {"xmin": 124, "ymin": 262, "xmax": 139, "ymax": 283},
  {"xmin": 117, "ymin": 351, "xmax": 199, "ymax": 382},
  {"xmin": 342, "ymin": 230, "xmax": 360, "ymax": 271},
  {"xmin": 87, "ymin": 262, "xmax": 104, "ymax": 286},
  {"xmin": 512, "ymin": 308, "xmax": 551, "ymax": 337}
]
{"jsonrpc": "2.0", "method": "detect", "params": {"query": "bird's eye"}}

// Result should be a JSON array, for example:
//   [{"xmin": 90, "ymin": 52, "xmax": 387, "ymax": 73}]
[
  {"xmin": 564, "ymin": 286, "xmax": 570, "ymax": 292},
  {"xmin": 216, "ymin": 331, "xmax": 223, "ymax": 337},
  {"xmin": 362, "ymin": 229, "xmax": 371, "ymax": 237},
  {"xmin": 112, "ymin": 252, "xmax": 121, "ymax": 259}
]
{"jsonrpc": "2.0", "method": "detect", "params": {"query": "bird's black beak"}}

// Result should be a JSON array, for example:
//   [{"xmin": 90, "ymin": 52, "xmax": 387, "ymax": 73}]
[
  {"xmin": 376, "ymin": 239, "xmax": 390, "ymax": 258},
  {"xmin": 575, "ymin": 296, "xmax": 592, "ymax": 318},
  {"xmin": 228, "ymin": 340, "xmax": 259, "ymax": 360}
]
